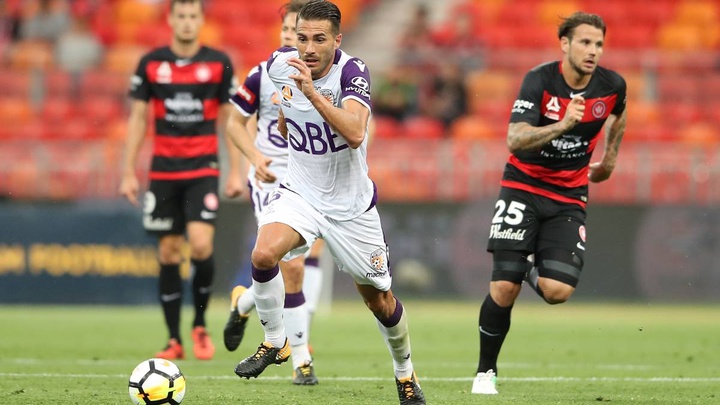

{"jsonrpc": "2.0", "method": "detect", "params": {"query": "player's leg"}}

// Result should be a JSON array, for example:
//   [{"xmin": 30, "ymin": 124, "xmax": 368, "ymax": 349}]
[
  {"xmin": 533, "ymin": 207, "xmax": 587, "ymax": 304},
  {"xmin": 324, "ymin": 207, "xmax": 425, "ymax": 404},
  {"xmin": 475, "ymin": 187, "xmax": 538, "ymax": 394},
  {"xmin": 235, "ymin": 188, "xmax": 319, "ymax": 379},
  {"xmin": 224, "ymin": 181, "xmax": 267, "ymax": 351},
  {"xmin": 303, "ymin": 239, "xmax": 325, "ymax": 326},
  {"xmin": 143, "ymin": 181, "xmax": 186, "ymax": 360},
  {"xmin": 280, "ymin": 255, "xmax": 317, "ymax": 385},
  {"xmin": 184, "ymin": 178, "xmax": 220, "ymax": 360},
  {"xmin": 155, "ymin": 233, "xmax": 186, "ymax": 360}
]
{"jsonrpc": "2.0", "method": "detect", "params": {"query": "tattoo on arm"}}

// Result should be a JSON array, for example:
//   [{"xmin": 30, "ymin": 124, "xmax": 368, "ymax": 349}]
[{"xmin": 507, "ymin": 121, "xmax": 568, "ymax": 153}]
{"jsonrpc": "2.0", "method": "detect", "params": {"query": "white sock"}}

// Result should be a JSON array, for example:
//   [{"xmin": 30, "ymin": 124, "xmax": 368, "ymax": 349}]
[
  {"xmin": 376, "ymin": 305, "xmax": 413, "ymax": 380},
  {"xmin": 253, "ymin": 271, "xmax": 286, "ymax": 348},
  {"xmin": 302, "ymin": 263, "xmax": 323, "ymax": 315},
  {"xmin": 237, "ymin": 284, "xmax": 256, "ymax": 315},
  {"xmin": 284, "ymin": 304, "xmax": 311, "ymax": 368}
]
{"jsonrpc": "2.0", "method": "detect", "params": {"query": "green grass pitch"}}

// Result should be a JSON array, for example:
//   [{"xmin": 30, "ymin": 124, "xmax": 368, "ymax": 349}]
[{"xmin": 1, "ymin": 300, "xmax": 718, "ymax": 404}]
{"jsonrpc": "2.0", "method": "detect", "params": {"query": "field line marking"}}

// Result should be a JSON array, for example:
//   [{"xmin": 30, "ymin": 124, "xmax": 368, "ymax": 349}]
[{"xmin": 1, "ymin": 373, "xmax": 719, "ymax": 383}]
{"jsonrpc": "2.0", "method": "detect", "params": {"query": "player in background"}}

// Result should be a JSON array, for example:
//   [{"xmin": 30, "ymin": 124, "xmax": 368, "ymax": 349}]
[
  {"xmin": 472, "ymin": 12, "xmax": 627, "ymax": 395},
  {"xmin": 222, "ymin": 0, "xmax": 321, "ymax": 385},
  {"xmin": 119, "ymin": 0, "xmax": 244, "ymax": 361},
  {"xmin": 231, "ymin": 1, "xmax": 425, "ymax": 403}
]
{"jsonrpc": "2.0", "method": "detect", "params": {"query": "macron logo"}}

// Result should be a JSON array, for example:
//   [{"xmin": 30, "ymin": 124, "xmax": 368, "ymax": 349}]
[{"xmin": 353, "ymin": 60, "xmax": 366, "ymax": 72}]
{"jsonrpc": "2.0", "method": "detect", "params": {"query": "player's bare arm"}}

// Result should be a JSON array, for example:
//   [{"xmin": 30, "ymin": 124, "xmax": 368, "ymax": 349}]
[
  {"xmin": 507, "ymin": 96, "xmax": 585, "ymax": 153},
  {"xmin": 589, "ymin": 108, "xmax": 627, "ymax": 183},
  {"xmin": 226, "ymin": 107, "xmax": 277, "ymax": 185},
  {"xmin": 119, "ymin": 99, "xmax": 149, "ymax": 206},
  {"xmin": 277, "ymin": 109, "xmax": 288, "ymax": 140},
  {"xmin": 287, "ymin": 57, "xmax": 368, "ymax": 148},
  {"xmin": 220, "ymin": 103, "xmax": 246, "ymax": 198}
]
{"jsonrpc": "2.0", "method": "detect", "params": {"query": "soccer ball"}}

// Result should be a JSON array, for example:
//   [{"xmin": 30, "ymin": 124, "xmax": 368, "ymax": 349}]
[{"xmin": 128, "ymin": 358, "xmax": 186, "ymax": 405}]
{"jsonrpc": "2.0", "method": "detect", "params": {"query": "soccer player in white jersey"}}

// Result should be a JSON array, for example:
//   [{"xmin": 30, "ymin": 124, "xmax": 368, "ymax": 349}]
[
  {"xmin": 223, "ymin": 0, "xmax": 322, "ymax": 385},
  {"xmin": 231, "ymin": 2, "xmax": 425, "ymax": 403}
]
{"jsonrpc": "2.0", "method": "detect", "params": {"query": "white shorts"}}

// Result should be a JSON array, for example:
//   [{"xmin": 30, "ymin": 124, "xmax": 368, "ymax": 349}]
[
  {"xmin": 257, "ymin": 187, "xmax": 391, "ymax": 291},
  {"xmin": 247, "ymin": 162, "xmax": 288, "ymax": 221}
]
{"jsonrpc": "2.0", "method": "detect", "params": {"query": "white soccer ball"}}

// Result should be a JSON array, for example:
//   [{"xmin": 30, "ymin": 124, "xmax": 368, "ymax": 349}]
[{"xmin": 128, "ymin": 358, "xmax": 186, "ymax": 405}]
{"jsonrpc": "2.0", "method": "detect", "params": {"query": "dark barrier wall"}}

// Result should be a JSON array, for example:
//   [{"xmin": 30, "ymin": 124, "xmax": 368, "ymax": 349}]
[{"xmin": 0, "ymin": 201, "xmax": 718, "ymax": 303}]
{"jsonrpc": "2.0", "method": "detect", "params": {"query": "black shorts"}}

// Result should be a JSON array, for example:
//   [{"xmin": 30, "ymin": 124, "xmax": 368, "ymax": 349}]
[
  {"xmin": 142, "ymin": 176, "xmax": 219, "ymax": 235},
  {"xmin": 487, "ymin": 186, "xmax": 587, "ymax": 259}
]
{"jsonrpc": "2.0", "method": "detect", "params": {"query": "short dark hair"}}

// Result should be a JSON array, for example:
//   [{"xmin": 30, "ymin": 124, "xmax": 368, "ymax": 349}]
[
  {"xmin": 170, "ymin": 0, "xmax": 203, "ymax": 12},
  {"xmin": 558, "ymin": 12, "xmax": 606, "ymax": 40},
  {"xmin": 281, "ymin": 0, "xmax": 309, "ymax": 20},
  {"xmin": 298, "ymin": 0, "xmax": 341, "ymax": 35}
]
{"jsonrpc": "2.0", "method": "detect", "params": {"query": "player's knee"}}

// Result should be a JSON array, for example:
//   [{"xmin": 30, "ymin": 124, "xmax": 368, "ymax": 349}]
[
  {"xmin": 489, "ymin": 280, "xmax": 521, "ymax": 307},
  {"xmin": 251, "ymin": 246, "xmax": 280, "ymax": 270},
  {"xmin": 188, "ymin": 243, "xmax": 212, "ymax": 260},
  {"xmin": 538, "ymin": 281, "xmax": 574, "ymax": 304}
]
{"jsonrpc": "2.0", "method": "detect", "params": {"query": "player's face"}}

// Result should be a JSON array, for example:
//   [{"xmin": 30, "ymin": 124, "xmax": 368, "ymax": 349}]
[
  {"xmin": 280, "ymin": 12, "xmax": 298, "ymax": 47},
  {"xmin": 168, "ymin": 1, "xmax": 204, "ymax": 45},
  {"xmin": 562, "ymin": 24, "xmax": 604, "ymax": 76},
  {"xmin": 296, "ymin": 18, "xmax": 341, "ymax": 79}
]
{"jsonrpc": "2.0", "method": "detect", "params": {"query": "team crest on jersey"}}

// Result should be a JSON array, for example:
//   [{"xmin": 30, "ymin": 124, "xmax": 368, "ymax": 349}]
[
  {"xmin": 157, "ymin": 61, "xmax": 172, "ymax": 83},
  {"xmin": 204, "ymin": 193, "xmax": 219, "ymax": 211},
  {"xmin": 195, "ymin": 64, "xmax": 212, "ymax": 82},
  {"xmin": 281, "ymin": 85, "xmax": 293, "ymax": 101},
  {"xmin": 369, "ymin": 248, "xmax": 385, "ymax": 271},
  {"xmin": 317, "ymin": 88, "xmax": 335, "ymax": 104},
  {"xmin": 592, "ymin": 100, "xmax": 606, "ymax": 118}
]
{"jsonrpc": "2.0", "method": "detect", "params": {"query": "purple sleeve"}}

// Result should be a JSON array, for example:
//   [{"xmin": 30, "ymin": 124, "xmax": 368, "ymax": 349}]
[
  {"xmin": 230, "ymin": 64, "xmax": 262, "ymax": 115},
  {"xmin": 340, "ymin": 57, "xmax": 372, "ymax": 110}
]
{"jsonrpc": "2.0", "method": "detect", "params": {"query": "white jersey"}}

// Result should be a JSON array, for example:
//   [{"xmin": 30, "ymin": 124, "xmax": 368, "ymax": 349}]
[
  {"xmin": 267, "ymin": 47, "xmax": 374, "ymax": 221},
  {"xmin": 230, "ymin": 61, "xmax": 289, "ymax": 190}
]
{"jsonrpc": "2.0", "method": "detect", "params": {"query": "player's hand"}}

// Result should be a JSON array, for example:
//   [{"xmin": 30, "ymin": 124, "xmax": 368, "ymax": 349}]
[
  {"xmin": 588, "ymin": 161, "xmax": 614, "ymax": 183},
  {"xmin": 254, "ymin": 154, "xmax": 277, "ymax": 187},
  {"xmin": 278, "ymin": 109, "xmax": 288, "ymax": 140},
  {"xmin": 119, "ymin": 174, "xmax": 140, "ymax": 206},
  {"xmin": 224, "ymin": 172, "xmax": 245, "ymax": 198},
  {"xmin": 287, "ymin": 57, "xmax": 315, "ymax": 98},
  {"xmin": 561, "ymin": 96, "xmax": 585, "ymax": 131}
]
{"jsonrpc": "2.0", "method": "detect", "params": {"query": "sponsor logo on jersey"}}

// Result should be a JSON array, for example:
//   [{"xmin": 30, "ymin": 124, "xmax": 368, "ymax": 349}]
[
  {"xmin": 236, "ymin": 84, "xmax": 256, "ymax": 104},
  {"xmin": 130, "ymin": 75, "xmax": 143, "ymax": 92},
  {"xmin": 346, "ymin": 76, "xmax": 370, "ymax": 98},
  {"xmin": 281, "ymin": 85, "xmax": 293, "ymax": 101},
  {"xmin": 143, "ymin": 216, "xmax": 174, "ymax": 230},
  {"xmin": 353, "ymin": 59, "xmax": 366, "ymax": 72},
  {"xmin": 544, "ymin": 96, "xmax": 561, "ymax": 120},
  {"xmin": 200, "ymin": 210, "xmax": 216, "ymax": 220},
  {"xmin": 592, "ymin": 100, "xmax": 607, "ymax": 118},
  {"xmin": 489, "ymin": 224, "xmax": 527, "ymax": 240},
  {"xmin": 317, "ymin": 88, "xmax": 335, "ymax": 104},
  {"xmin": 156, "ymin": 61, "xmax": 172, "ymax": 83},
  {"xmin": 165, "ymin": 92, "xmax": 204, "ymax": 122},
  {"xmin": 195, "ymin": 64, "xmax": 212, "ymax": 82},
  {"xmin": 550, "ymin": 135, "xmax": 586, "ymax": 153},
  {"xmin": 511, "ymin": 99, "xmax": 534, "ymax": 114},
  {"xmin": 370, "ymin": 248, "xmax": 385, "ymax": 271}
]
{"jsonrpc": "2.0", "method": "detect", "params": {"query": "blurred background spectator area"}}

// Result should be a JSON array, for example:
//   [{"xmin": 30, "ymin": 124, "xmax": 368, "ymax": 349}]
[{"xmin": 0, "ymin": 0, "xmax": 719, "ymax": 203}]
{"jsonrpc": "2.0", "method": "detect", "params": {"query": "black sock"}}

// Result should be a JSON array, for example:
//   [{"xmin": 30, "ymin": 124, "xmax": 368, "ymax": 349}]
[
  {"xmin": 191, "ymin": 256, "xmax": 214, "ymax": 328},
  {"xmin": 477, "ymin": 293, "xmax": 513, "ymax": 375},
  {"xmin": 159, "ymin": 264, "xmax": 183, "ymax": 343}
]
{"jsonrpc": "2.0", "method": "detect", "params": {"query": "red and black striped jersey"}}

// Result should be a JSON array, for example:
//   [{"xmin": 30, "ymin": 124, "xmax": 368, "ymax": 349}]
[
  {"xmin": 503, "ymin": 61, "xmax": 626, "ymax": 207},
  {"xmin": 129, "ymin": 46, "xmax": 235, "ymax": 181}
]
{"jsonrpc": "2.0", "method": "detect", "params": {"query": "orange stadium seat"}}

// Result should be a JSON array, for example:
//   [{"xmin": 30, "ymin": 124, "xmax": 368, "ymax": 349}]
[
  {"xmin": 679, "ymin": 122, "xmax": 718, "ymax": 146},
  {"xmin": 402, "ymin": 116, "xmax": 445, "ymax": 139},
  {"xmin": 372, "ymin": 116, "xmax": 403, "ymax": 139},
  {"xmin": 114, "ymin": 0, "xmax": 161, "ymax": 26},
  {"xmin": 41, "ymin": 96, "xmax": 79, "ymax": 123},
  {"xmin": 132, "ymin": 24, "xmax": 173, "ymax": 49},
  {"xmin": 675, "ymin": 1, "xmax": 719, "ymax": 26},
  {"xmin": 81, "ymin": 95, "xmax": 124, "ymax": 126},
  {"xmin": 538, "ymin": 0, "xmax": 579, "ymax": 26},
  {"xmin": 0, "ymin": 97, "xmax": 35, "ymax": 126},
  {"xmin": 465, "ymin": 70, "xmax": 515, "ymax": 112},
  {"xmin": 7, "ymin": 40, "xmax": 55, "ymax": 71},
  {"xmin": 199, "ymin": 21, "xmax": 223, "ymax": 48},
  {"xmin": 449, "ymin": 114, "xmax": 496, "ymax": 140},
  {"xmin": 103, "ymin": 45, "xmax": 148, "ymax": 74},
  {"xmin": 657, "ymin": 23, "xmax": 703, "ymax": 50},
  {"xmin": 205, "ymin": 0, "xmax": 251, "ymax": 27}
]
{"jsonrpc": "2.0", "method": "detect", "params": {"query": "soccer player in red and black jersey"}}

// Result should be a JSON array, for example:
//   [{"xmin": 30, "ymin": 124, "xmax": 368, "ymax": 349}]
[
  {"xmin": 119, "ymin": 0, "xmax": 244, "ymax": 361},
  {"xmin": 472, "ymin": 12, "xmax": 627, "ymax": 395}
]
